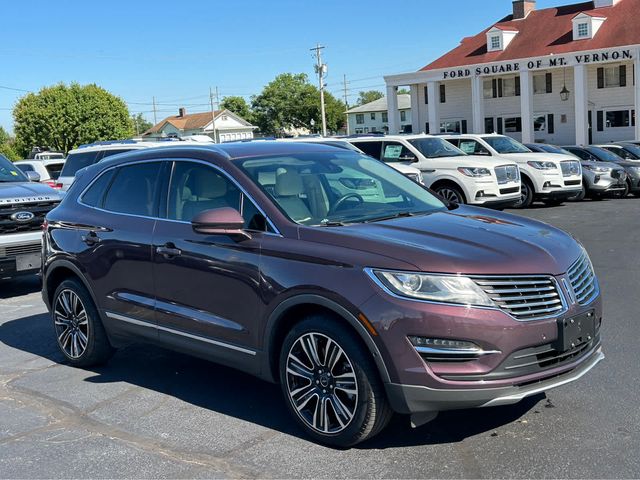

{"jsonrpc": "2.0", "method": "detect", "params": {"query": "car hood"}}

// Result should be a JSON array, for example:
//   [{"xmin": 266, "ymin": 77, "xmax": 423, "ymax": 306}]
[
  {"xmin": 463, "ymin": 155, "xmax": 519, "ymax": 168},
  {"xmin": 300, "ymin": 205, "xmax": 582, "ymax": 276},
  {"xmin": 498, "ymin": 152, "xmax": 577, "ymax": 164},
  {"xmin": 581, "ymin": 160, "xmax": 624, "ymax": 170},
  {"xmin": 612, "ymin": 159, "xmax": 640, "ymax": 168},
  {"xmin": 0, "ymin": 182, "xmax": 63, "ymax": 203}
]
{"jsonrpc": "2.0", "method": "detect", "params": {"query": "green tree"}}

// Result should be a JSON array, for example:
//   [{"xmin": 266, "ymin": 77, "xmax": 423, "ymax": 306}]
[
  {"xmin": 130, "ymin": 113, "xmax": 153, "ymax": 135},
  {"xmin": 251, "ymin": 73, "xmax": 346, "ymax": 136},
  {"xmin": 0, "ymin": 126, "xmax": 10, "ymax": 145},
  {"xmin": 220, "ymin": 96, "xmax": 253, "ymax": 123},
  {"xmin": 0, "ymin": 126, "xmax": 20, "ymax": 161},
  {"xmin": 356, "ymin": 90, "xmax": 384, "ymax": 106},
  {"xmin": 13, "ymin": 83, "xmax": 133, "ymax": 156}
]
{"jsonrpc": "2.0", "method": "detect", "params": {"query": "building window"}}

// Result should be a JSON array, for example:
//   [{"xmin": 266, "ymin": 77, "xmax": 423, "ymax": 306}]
[
  {"xmin": 490, "ymin": 35, "xmax": 501, "ymax": 50},
  {"xmin": 502, "ymin": 77, "xmax": 517, "ymax": 97},
  {"xmin": 355, "ymin": 128, "xmax": 364, "ymax": 134},
  {"xmin": 440, "ymin": 120, "xmax": 461, "ymax": 133},
  {"xmin": 533, "ymin": 75, "xmax": 547, "ymax": 94},
  {"xmin": 577, "ymin": 22, "xmax": 589, "ymax": 37},
  {"xmin": 534, "ymin": 115, "xmax": 546, "ymax": 132},
  {"xmin": 598, "ymin": 66, "xmax": 627, "ymax": 89},
  {"xmin": 400, "ymin": 111, "xmax": 407, "ymax": 122},
  {"xmin": 370, "ymin": 113, "xmax": 376, "ymax": 120},
  {"xmin": 485, "ymin": 117, "xmax": 495, "ymax": 134},
  {"xmin": 356, "ymin": 114, "xmax": 364, "ymax": 124},
  {"xmin": 483, "ymin": 80, "xmax": 493, "ymax": 99},
  {"xmin": 504, "ymin": 117, "xmax": 522, "ymax": 133},
  {"xmin": 606, "ymin": 110, "xmax": 631, "ymax": 128},
  {"xmin": 382, "ymin": 112, "xmax": 388, "ymax": 123}
]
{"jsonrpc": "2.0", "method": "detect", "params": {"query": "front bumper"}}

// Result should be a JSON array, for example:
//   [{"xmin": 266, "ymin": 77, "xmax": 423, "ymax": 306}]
[
  {"xmin": 466, "ymin": 179, "xmax": 521, "ymax": 207},
  {"xmin": 0, "ymin": 231, "xmax": 43, "ymax": 279},
  {"xmin": 385, "ymin": 346, "xmax": 604, "ymax": 413}
]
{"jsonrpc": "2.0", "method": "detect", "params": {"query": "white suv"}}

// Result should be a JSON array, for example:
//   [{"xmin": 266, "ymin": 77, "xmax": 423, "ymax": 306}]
[
  {"xmin": 443, "ymin": 134, "xmax": 582, "ymax": 208},
  {"xmin": 348, "ymin": 134, "xmax": 521, "ymax": 208}
]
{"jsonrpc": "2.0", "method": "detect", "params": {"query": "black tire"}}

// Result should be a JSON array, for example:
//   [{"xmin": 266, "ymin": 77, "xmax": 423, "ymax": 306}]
[
  {"xmin": 620, "ymin": 180, "xmax": 631, "ymax": 198},
  {"xmin": 542, "ymin": 198, "xmax": 564, "ymax": 207},
  {"xmin": 568, "ymin": 186, "xmax": 586, "ymax": 202},
  {"xmin": 279, "ymin": 315, "xmax": 392, "ymax": 447},
  {"xmin": 51, "ymin": 278, "xmax": 114, "ymax": 367},
  {"xmin": 434, "ymin": 184, "xmax": 466, "ymax": 205},
  {"xmin": 513, "ymin": 178, "xmax": 534, "ymax": 209}
]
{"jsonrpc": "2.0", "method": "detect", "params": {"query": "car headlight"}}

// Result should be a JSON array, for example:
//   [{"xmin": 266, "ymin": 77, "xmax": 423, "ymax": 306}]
[
  {"xmin": 457, "ymin": 167, "xmax": 492, "ymax": 177},
  {"xmin": 369, "ymin": 269, "xmax": 495, "ymax": 306},
  {"xmin": 527, "ymin": 161, "xmax": 557, "ymax": 170},
  {"xmin": 583, "ymin": 164, "xmax": 611, "ymax": 173}
]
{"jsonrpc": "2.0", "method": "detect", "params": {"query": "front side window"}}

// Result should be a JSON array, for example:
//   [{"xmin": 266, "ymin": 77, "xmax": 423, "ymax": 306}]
[
  {"xmin": 482, "ymin": 135, "xmax": 531, "ymax": 154},
  {"xmin": 103, "ymin": 162, "xmax": 162, "ymax": 217},
  {"xmin": 408, "ymin": 138, "xmax": 466, "ymax": 158},
  {"xmin": 356, "ymin": 114, "xmax": 364, "ymax": 124},
  {"xmin": 0, "ymin": 155, "xmax": 28, "ymax": 183},
  {"xmin": 381, "ymin": 142, "xmax": 414, "ymax": 162},
  {"xmin": 236, "ymin": 152, "xmax": 445, "ymax": 226},
  {"xmin": 457, "ymin": 140, "xmax": 491, "ymax": 156}
]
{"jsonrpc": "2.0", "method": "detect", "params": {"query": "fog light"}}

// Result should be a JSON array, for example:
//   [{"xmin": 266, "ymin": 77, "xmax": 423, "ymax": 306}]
[
  {"xmin": 543, "ymin": 181, "xmax": 551, "ymax": 188},
  {"xmin": 408, "ymin": 336, "xmax": 500, "ymax": 360},
  {"xmin": 594, "ymin": 175, "xmax": 600, "ymax": 183},
  {"xmin": 409, "ymin": 336, "xmax": 480, "ymax": 351},
  {"xmin": 476, "ymin": 191, "xmax": 485, "ymax": 198}
]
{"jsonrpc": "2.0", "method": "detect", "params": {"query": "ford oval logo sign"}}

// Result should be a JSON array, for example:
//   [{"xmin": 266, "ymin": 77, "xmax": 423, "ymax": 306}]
[{"xmin": 11, "ymin": 211, "xmax": 35, "ymax": 223}]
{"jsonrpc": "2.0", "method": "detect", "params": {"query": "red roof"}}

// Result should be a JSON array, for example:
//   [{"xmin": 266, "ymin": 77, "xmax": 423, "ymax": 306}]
[{"xmin": 422, "ymin": 0, "xmax": 639, "ymax": 71}]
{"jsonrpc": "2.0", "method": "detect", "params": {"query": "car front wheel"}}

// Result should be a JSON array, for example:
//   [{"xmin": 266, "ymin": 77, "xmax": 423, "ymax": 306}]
[
  {"xmin": 279, "ymin": 315, "xmax": 392, "ymax": 447},
  {"xmin": 513, "ymin": 179, "xmax": 534, "ymax": 209}
]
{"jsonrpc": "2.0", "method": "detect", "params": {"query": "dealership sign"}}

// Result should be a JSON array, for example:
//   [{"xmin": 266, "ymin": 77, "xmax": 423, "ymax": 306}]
[{"xmin": 442, "ymin": 49, "xmax": 633, "ymax": 79}]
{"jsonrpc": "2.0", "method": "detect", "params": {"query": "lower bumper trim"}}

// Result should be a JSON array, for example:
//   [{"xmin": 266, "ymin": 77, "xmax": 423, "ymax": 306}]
[{"xmin": 385, "ymin": 347, "xmax": 604, "ymax": 414}]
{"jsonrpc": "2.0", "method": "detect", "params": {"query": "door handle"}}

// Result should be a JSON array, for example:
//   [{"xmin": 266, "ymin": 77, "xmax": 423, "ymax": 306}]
[
  {"xmin": 422, "ymin": 169, "xmax": 436, "ymax": 173},
  {"xmin": 156, "ymin": 243, "xmax": 182, "ymax": 258},
  {"xmin": 81, "ymin": 231, "xmax": 100, "ymax": 246}
]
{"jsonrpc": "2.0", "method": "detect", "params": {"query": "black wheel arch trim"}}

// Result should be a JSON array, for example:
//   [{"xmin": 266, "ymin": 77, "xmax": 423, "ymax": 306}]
[
  {"xmin": 263, "ymin": 294, "xmax": 391, "ymax": 384},
  {"xmin": 43, "ymin": 258, "xmax": 97, "ymax": 311}
]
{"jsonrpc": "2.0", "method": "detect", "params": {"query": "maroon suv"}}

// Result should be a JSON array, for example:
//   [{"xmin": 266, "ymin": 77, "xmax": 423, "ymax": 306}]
[{"xmin": 42, "ymin": 142, "xmax": 603, "ymax": 446}]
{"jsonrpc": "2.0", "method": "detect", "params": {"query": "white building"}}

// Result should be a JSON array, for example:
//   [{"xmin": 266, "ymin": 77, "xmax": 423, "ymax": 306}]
[
  {"xmin": 384, "ymin": 0, "xmax": 640, "ymax": 145},
  {"xmin": 144, "ymin": 108, "xmax": 257, "ymax": 143},
  {"xmin": 346, "ymin": 95, "xmax": 412, "ymax": 134}
]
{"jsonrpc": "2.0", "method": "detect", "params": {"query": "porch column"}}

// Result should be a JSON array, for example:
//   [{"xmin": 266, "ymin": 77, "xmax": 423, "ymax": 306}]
[
  {"xmin": 520, "ymin": 70, "xmax": 534, "ymax": 144},
  {"xmin": 410, "ymin": 84, "xmax": 421, "ymax": 134},
  {"xmin": 635, "ymin": 50, "xmax": 640, "ymax": 141},
  {"xmin": 386, "ymin": 85, "xmax": 400, "ymax": 134},
  {"xmin": 574, "ymin": 64, "xmax": 589, "ymax": 145},
  {"xmin": 427, "ymin": 81, "xmax": 440, "ymax": 134},
  {"xmin": 471, "ymin": 76, "xmax": 485, "ymax": 134}
]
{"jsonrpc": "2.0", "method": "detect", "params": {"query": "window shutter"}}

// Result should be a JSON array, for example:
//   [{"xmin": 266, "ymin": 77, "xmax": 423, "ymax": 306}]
[
  {"xmin": 492, "ymin": 79, "xmax": 498, "ymax": 98},
  {"xmin": 498, "ymin": 79, "xmax": 503, "ymax": 97},
  {"xmin": 426, "ymin": 122, "xmax": 430, "ymax": 134},
  {"xmin": 424, "ymin": 86, "xmax": 428, "ymax": 104},
  {"xmin": 545, "ymin": 72, "xmax": 553, "ymax": 93},
  {"xmin": 485, "ymin": 117, "xmax": 494, "ymax": 134},
  {"xmin": 497, "ymin": 117, "xmax": 503, "ymax": 134},
  {"xmin": 515, "ymin": 117, "xmax": 522, "ymax": 132},
  {"xmin": 439, "ymin": 84, "xmax": 446, "ymax": 103},
  {"xmin": 515, "ymin": 76, "xmax": 521, "ymax": 96},
  {"xmin": 619, "ymin": 65, "xmax": 627, "ymax": 87},
  {"xmin": 461, "ymin": 120, "xmax": 468, "ymax": 134},
  {"xmin": 597, "ymin": 68, "xmax": 605, "ymax": 89},
  {"xmin": 547, "ymin": 114, "xmax": 555, "ymax": 134},
  {"xmin": 597, "ymin": 111, "xmax": 604, "ymax": 131}
]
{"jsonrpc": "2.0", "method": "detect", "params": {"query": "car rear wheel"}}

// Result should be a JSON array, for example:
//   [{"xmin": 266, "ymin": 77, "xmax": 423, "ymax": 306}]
[
  {"xmin": 52, "ymin": 278, "xmax": 114, "ymax": 367},
  {"xmin": 279, "ymin": 315, "xmax": 392, "ymax": 447}
]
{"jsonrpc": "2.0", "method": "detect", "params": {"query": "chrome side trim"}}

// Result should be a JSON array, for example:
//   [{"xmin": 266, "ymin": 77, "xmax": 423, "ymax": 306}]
[
  {"xmin": 104, "ymin": 311, "xmax": 257, "ymax": 356},
  {"xmin": 414, "ymin": 346, "xmax": 501, "ymax": 356}
]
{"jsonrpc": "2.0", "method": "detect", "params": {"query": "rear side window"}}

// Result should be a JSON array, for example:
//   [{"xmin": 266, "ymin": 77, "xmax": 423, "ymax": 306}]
[
  {"xmin": 103, "ymin": 162, "xmax": 162, "ymax": 216},
  {"xmin": 45, "ymin": 163, "xmax": 64, "ymax": 179},
  {"xmin": 61, "ymin": 151, "xmax": 100, "ymax": 176},
  {"xmin": 81, "ymin": 169, "xmax": 116, "ymax": 207},
  {"xmin": 100, "ymin": 148, "xmax": 135, "ymax": 159},
  {"xmin": 355, "ymin": 141, "xmax": 382, "ymax": 159},
  {"xmin": 17, "ymin": 164, "xmax": 35, "ymax": 172}
]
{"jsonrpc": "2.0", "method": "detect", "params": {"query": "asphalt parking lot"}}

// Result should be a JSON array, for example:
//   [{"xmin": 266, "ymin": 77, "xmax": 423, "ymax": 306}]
[{"xmin": 0, "ymin": 197, "xmax": 638, "ymax": 479}]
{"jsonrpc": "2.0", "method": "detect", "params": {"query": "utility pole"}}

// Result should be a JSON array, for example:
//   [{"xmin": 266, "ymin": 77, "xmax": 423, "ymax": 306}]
[
  {"xmin": 343, "ymin": 74, "xmax": 350, "ymax": 135},
  {"xmin": 152, "ymin": 96, "xmax": 157, "ymax": 125},
  {"xmin": 209, "ymin": 86, "xmax": 218, "ymax": 143},
  {"xmin": 311, "ymin": 44, "xmax": 327, "ymax": 137}
]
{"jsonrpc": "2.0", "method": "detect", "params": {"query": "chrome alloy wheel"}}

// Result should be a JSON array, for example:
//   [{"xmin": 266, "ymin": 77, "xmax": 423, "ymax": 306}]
[
  {"xmin": 285, "ymin": 333, "xmax": 358, "ymax": 434},
  {"xmin": 519, "ymin": 181, "xmax": 530, "ymax": 205},
  {"xmin": 54, "ymin": 289, "xmax": 89, "ymax": 359},
  {"xmin": 438, "ymin": 188, "xmax": 462, "ymax": 204}
]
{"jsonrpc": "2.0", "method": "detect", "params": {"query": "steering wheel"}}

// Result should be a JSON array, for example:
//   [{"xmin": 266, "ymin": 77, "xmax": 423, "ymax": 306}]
[{"xmin": 329, "ymin": 193, "xmax": 364, "ymax": 215}]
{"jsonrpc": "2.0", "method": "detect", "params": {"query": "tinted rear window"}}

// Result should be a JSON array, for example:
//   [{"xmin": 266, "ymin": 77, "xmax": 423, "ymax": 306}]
[
  {"xmin": 103, "ymin": 162, "xmax": 162, "ymax": 216},
  {"xmin": 17, "ymin": 164, "xmax": 35, "ymax": 172},
  {"xmin": 81, "ymin": 169, "xmax": 116, "ymax": 208},
  {"xmin": 61, "ymin": 151, "xmax": 101, "ymax": 176},
  {"xmin": 354, "ymin": 141, "xmax": 382, "ymax": 159},
  {"xmin": 45, "ymin": 163, "xmax": 64, "ymax": 179}
]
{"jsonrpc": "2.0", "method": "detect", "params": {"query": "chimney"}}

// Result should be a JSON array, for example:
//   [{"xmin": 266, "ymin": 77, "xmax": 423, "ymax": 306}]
[
  {"xmin": 512, "ymin": 0, "xmax": 536, "ymax": 19},
  {"xmin": 178, "ymin": 107, "xmax": 186, "ymax": 117},
  {"xmin": 594, "ymin": 0, "xmax": 621, "ymax": 7}
]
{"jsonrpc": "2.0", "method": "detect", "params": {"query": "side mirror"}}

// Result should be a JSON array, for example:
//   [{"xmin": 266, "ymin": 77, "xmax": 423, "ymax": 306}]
[
  {"xmin": 26, "ymin": 171, "xmax": 41, "ymax": 182},
  {"xmin": 191, "ymin": 207, "xmax": 251, "ymax": 241}
]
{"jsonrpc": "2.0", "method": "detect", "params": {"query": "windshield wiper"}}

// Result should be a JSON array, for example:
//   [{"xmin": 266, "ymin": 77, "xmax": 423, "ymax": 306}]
[
  {"xmin": 362, "ymin": 211, "xmax": 418, "ymax": 223},
  {"xmin": 319, "ymin": 220, "xmax": 348, "ymax": 227}
]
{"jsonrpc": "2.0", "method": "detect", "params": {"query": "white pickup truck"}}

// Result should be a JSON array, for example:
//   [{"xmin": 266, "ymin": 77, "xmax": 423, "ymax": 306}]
[{"xmin": 0, "ymin": 154, "xmax": 63, "ymax": 280}]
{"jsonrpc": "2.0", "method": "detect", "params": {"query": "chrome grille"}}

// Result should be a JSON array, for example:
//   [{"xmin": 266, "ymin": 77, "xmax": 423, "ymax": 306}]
[
  {"xmin": 0, "ymin": 201, "xmax": 58, "ymax": 235},
  {"xmin": 0, "ymin": 243, "xmax": 41, "ymax": 259},
  {"xmin": 495, "ymin": 165, "xmax": 520, "ymax": 185},
  {"xmin": 567, "ymin": 253, "xmax": 599, "ymax": 305},
  {"xmin": 560, "ymin": 160, "xmax": 581, "ymax": 177},
  {"xmin": 473, "ymin": 276, "xmax": 565, "ymax": 321}
]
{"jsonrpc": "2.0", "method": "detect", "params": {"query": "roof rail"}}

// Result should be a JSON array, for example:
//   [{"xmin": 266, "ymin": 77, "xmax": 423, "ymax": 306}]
[
  {"xmin": 77, "ymin": 139, "xmax": 139, "ymax": 149},
  {"xmin": 339, "ymin": 133, "xmax": 386, "ymax": 139}
]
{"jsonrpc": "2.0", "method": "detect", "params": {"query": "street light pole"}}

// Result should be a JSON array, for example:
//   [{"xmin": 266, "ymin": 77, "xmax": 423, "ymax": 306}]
[{"xmin": 311, "ymin": 44, "xmax": 327, "ymax": 137}]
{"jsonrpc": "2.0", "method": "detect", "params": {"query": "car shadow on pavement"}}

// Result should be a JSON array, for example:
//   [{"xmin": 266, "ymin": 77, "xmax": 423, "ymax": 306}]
[{"xmin": 0, "ymin": 312, "xmax": 543, "ymax": 449}]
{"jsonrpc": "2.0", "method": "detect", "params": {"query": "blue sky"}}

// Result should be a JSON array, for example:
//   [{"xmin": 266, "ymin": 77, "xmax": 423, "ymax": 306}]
[{"xmin": 1, "ymin": 0, "xmax": 563, "ymax": 132}]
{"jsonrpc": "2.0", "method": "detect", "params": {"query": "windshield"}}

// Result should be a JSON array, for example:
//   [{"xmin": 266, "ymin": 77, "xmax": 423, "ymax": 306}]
[
  {"xmin": 408, "ymin": 138, "xmax": 466, "ymax": 158},
  {"xmin": 587, "ymin": 147, "xmax": 625, "ymax": 163},
  {"xmin": 0, "ymin": 155, "xmax": 28, "ymax": 183},
  {"xmin": 539, "ymin": 144, "xmax": 574, "ymax": 156},
  {"xmin": 236, "ymin": 151, "xmax": 446, "ymax": 226},
  {"xmin": 619, "ymin": 144, "xmax": 640, "ymax": 160},
  {"xmin": 482, "ymin": 136, "xmax": 531, "ymax": 154}
]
